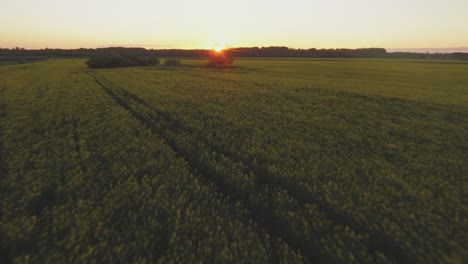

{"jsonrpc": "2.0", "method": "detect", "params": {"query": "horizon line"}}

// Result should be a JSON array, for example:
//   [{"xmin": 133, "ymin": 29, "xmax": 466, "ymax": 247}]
[{"xmin": 2, "ymin": 45, "xmax": 468, "ymax": 54}]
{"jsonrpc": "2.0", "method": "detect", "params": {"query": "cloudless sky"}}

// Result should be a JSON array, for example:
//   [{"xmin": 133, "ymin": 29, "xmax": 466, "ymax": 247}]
[{"xmin": 1, "ymin": 0, "xmax": 467, "ymax": 50}]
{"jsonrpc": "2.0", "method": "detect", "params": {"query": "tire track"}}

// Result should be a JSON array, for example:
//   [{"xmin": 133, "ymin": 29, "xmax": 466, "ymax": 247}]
[
  {"xmin": 85, "ymin": 71, "xmax": 326, "ymax": 262},
  {"xmin": 87, "ymin": 71, "xmax": 408, "ymax": 262},
  {"xmin": 117, "ymin": 83, "xmax": 412, "ymax": 262}
]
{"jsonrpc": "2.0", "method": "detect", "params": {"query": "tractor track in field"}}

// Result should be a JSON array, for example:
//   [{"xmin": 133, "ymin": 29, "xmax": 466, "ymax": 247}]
[
  {"xmin": 85, "ymin": 70, "xmax": 319, "ymax": 262},
  {"xmin": 86, "ymin": 71, "xmax": 410, "ymax": 262}
]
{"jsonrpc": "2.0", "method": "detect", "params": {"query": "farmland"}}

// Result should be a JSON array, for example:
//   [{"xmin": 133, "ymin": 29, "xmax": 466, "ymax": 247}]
[{"xmin": 0, "ymin": 58, "xmax": 467, "ymax": 263}]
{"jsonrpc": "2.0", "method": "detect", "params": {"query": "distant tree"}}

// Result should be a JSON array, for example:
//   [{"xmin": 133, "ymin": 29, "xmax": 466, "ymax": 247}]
[
  {"xmin": 450, "ymin": 53, "xmax": 468, "ymax": 60},
  {"xmin": 260, "ymin": 46, "xmax": 290, "ymax": 57},
  {"xmin": 207, "ymin": 50, "xmax": 233, "ymax": 68},
  {"xmin": 86, "ymin": 51, "xmax": 159, "ymax": 69}
]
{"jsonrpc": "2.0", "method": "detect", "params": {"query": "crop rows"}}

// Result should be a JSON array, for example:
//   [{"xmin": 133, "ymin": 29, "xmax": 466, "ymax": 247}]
[
  {"xmin": 88, "ymin": 71, "xmax": 400, "ymax": 263},
  {"xmin": 1, "ymin": 59, "xmax": 466, "ymax": 263},
  {"xmin": 0, "ymin": 62, "xmax": 305, "ymax": 262},
  {"xmin": 96, "ymin": 64, "xmax": 467, "ymax": 262}
]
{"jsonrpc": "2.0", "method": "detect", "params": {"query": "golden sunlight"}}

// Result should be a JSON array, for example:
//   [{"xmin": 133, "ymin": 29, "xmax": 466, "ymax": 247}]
[{"xmin": 212, "ymin": 43, "xmax": 227, "ymax": 52}]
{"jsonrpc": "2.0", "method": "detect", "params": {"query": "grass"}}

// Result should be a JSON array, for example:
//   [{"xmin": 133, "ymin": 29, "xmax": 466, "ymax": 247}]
[{"xmin": 0, "ymin": 58, "xmax": 466, "ymax": 263}]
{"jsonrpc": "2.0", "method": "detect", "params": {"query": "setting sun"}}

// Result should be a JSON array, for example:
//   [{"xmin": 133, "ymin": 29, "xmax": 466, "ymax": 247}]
[{"xmin": 212, "ymin": 43, "xmax": 226, "ymax": 52}]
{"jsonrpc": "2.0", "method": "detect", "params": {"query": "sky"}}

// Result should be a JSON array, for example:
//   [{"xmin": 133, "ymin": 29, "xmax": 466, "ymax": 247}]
[{"xmin": 1, "ymin": 0, "xmax": 468, "ymax": 51}]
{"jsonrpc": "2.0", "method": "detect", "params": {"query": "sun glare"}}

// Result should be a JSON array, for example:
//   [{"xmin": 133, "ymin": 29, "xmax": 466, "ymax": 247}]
[{"xmin": 212, "ymin": 43, "xmax": 226, "ymax": 52}]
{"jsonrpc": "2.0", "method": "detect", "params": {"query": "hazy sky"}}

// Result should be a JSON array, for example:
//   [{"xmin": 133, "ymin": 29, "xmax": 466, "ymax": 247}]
[{"xmin": 1, "ymin": 0, "xmax": 467, "ymax": 49}]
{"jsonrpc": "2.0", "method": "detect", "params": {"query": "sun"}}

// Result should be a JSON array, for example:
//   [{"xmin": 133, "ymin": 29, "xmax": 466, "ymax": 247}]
[{"xmin": 212, "ymin": 43, "xmax": 227, "ymax": 53}]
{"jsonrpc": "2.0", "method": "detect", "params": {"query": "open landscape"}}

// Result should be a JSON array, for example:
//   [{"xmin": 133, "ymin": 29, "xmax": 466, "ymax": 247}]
[
  {"xmin": 2, "ymin": 0, "xmax": 468, "ymax": 262},
  {"xmin": 1, "ymin": 58, "xmax": 466, "ymax": 262}
]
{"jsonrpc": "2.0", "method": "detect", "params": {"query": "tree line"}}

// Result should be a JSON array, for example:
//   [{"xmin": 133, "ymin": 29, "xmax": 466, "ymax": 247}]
[{"xmin": 1, "ymin": 46, "xmax": 467, "ymax": 60}]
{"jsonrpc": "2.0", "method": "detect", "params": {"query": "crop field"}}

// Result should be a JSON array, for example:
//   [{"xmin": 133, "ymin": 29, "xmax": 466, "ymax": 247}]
[{"xmin": 0, "ymin": 58, "xmax": 467, "ymax": 263}]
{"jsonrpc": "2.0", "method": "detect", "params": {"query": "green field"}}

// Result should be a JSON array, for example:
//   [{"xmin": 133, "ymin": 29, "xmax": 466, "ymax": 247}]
[{"xmin": 0, "ymin": 58, "xmax": 467, "ymax": 263}]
